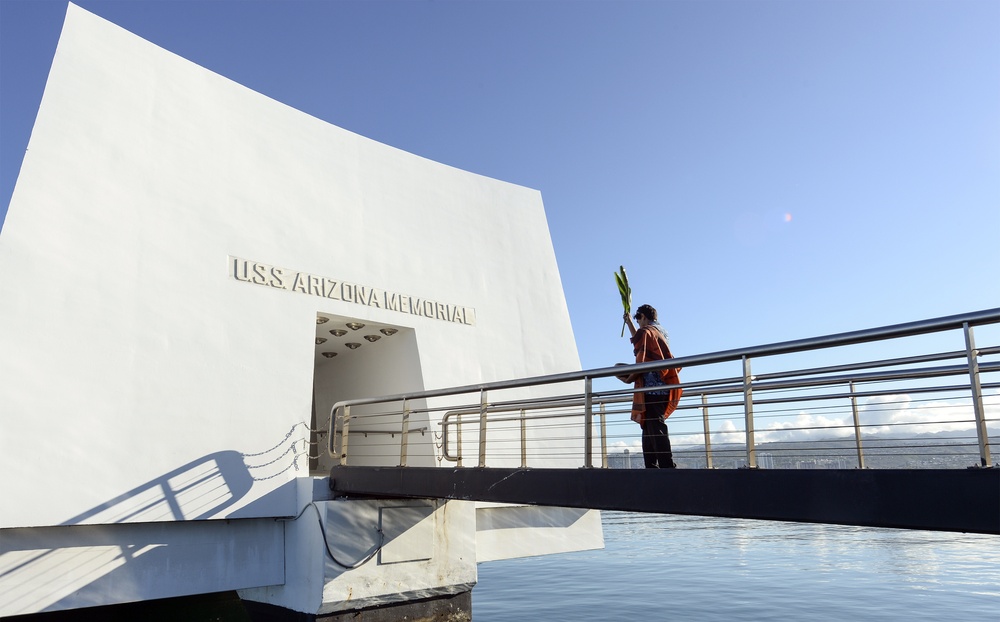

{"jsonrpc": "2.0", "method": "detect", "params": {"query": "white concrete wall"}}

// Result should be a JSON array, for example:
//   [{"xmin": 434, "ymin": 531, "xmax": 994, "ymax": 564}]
[
  {"xmin": 238, "ymin": 498, "xmax": 478, "ymax": 616},
  {"xmin": 0, "ymin": 518, "xmax": 283, "ymax": 617},
  {"xmin": 0, "ymin": 4, "xmax": 580, "ymax": 530},
  {"xmin": 0, "ymin": 5, "xmax": 601, "ymax": 617},
  {"xmin": 475, "ymin": 505, "xmax": 604, "ymax": 562}
]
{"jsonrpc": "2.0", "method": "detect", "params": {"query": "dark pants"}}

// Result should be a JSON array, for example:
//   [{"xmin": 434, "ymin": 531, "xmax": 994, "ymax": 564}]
[{"xmin": 641, "ymin": 396, "xmax": 675, "ymax": 468}]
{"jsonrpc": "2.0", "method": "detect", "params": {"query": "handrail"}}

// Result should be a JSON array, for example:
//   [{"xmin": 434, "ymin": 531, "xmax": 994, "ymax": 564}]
[
  {"xmin": 435, "ymin": 374, "xmax": 999, "ymax": 468},
  {"xmin": 328, "ymin": 307, "xmax": 1000, "ymax": 468},
  {"xmin": 330, "ymin": 308, "xmax": 999, "ymax": 409}
]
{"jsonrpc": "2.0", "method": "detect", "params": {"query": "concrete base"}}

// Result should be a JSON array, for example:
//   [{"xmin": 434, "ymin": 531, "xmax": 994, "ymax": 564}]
[
  {"xmin": 2, "ymin": 590, "xmax": 472, "ymax": 622},
  {"xmin": 244, "ymin": 591, "xmax": 472, "ymax": 622},
  {"xmin": 1, "ymin": 591, "xmax": 252, "ymax": 622}
]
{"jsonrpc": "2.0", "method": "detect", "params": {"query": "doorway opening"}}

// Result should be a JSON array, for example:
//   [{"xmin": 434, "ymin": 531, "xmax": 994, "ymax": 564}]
[{"xmin": 310, "ymin": 312, "xmax": 428, "ymax": 473}]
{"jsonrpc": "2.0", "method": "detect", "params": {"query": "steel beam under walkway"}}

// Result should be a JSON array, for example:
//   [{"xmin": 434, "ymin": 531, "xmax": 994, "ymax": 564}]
[{"xmin": 329, "ymin": 466, "xmax": 1000, "ymax": 535}]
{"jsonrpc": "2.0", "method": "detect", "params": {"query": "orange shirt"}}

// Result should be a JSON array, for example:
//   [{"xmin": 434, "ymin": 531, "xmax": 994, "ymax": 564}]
[{"xmin": 629, "ymin": 326, "xmax": 682, "ymax": 424}]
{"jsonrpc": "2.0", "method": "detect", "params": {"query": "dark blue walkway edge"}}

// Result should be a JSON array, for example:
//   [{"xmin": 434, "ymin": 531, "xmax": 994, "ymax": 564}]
[{"xmin": 329, "ymin": 466, "xmax": 999, "ymax": 534}]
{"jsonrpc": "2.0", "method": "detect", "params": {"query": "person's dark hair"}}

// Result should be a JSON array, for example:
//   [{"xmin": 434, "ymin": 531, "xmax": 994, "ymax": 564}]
[{"xmin": 635, "ymin": 304, "xmax": 657, "ymax": 322}]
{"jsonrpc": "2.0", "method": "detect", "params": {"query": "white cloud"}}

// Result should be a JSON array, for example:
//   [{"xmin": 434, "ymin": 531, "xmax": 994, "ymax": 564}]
[
  {"xmin": 610, "ymin": 439, "xmax": 642, "ymax": 452},
  {"xmin": 756, "ymin": 412, "xmax": 853, "ymax": 443},
  {"xmin": 699, "ymin": 390, "xmax": 1000, "ymax": 446},
  {"xmin": 856, "ymin": 391, "xmax": 999, "ymax": 437},
  {"xmin": 711, "ymin": 420, "xmax": 744, "ymax": 445}
]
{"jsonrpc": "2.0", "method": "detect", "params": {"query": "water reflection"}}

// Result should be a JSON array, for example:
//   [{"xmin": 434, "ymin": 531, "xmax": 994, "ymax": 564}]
[
  {"xmin": 476, "ymin": 512, "xmax": 1000, "ymax": 621},
  {"xmin": 606, "ymin": 512, "xmax": 998, "ymax": 582}
]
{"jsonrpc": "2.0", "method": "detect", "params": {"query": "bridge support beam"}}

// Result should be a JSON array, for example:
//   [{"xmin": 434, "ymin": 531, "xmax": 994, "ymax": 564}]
[{"xmin": 330, "ymin": 466, "xmax": 999, "ymax": 535}]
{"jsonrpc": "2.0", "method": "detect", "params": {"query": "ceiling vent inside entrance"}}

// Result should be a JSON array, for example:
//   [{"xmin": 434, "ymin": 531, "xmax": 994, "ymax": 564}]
[{"xmin": 315, "ymin": 313, "xmax": 404, "ymax": 365}]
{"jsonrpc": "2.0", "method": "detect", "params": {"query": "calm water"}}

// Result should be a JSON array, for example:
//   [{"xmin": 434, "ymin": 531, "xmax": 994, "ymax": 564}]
[{"xmin": 473, "ymin": 512, "xmax": 999, "ymax": 621}]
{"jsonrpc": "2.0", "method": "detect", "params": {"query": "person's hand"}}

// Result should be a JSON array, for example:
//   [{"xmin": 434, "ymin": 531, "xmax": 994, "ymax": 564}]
[{"xmin": 623, "ymin": 312, "xmax": 637, "ymax": 335}]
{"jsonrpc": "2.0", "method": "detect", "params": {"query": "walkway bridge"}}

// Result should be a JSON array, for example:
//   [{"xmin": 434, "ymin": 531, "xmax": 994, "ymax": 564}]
[{"xmin": 327, "ymin": 309, "xmax": 1000, "ymax": 535}]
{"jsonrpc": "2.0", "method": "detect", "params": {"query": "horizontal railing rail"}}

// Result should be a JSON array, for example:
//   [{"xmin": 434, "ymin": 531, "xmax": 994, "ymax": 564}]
[{"xmin": 328, "ymin": 308, "xmax": 999, "ymax": 470}]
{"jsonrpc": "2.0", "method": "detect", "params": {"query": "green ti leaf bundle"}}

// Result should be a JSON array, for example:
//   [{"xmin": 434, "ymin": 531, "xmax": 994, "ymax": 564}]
[{"xmin": 614, "ymin": 266, "xmax": 631, "ymax": 337}]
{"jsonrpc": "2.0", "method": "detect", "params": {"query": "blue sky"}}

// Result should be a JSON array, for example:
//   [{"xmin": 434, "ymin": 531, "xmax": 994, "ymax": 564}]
[{"xmin": 2, "ymin": 0, "xmax": 998, "ymax": 377}]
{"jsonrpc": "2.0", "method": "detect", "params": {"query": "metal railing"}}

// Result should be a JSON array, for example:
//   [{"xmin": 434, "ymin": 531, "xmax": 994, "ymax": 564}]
[{"xmin": 328, "ymin": 308, "xmax": 999, "ymax": 470}]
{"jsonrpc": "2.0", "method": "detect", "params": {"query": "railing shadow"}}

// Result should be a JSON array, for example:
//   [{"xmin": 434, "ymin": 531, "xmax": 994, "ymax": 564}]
[{"xmin": 0, "ymin": 423, "xmax": 316, "ymax": 617}]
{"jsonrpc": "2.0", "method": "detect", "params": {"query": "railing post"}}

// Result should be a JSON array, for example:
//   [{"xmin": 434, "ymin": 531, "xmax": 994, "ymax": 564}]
[
  {"xmin": 455, "ymin": 413, "xmax": 463, "ymax": 467},
  {"xmin": 479, "ymin": 390, "xmax": 488, "ymax": 468},
  {"xmin": 399, "ymin": 399, "xmax": 410, "ymax": 467},
  {"xmin": 743, "ymin": 355, "xmax": 757, "ymax": 468},
  {"xmin": 701, "ymin": 394, "xmax": 714, "ymax": 469},
  {"xmin": 849, "ymin": 381, "xmax": 866, "ymax": 469},
  {"xmin": 584, "ymin": 377, "xmax": 594, "ymax": 468},
  {"xmin": 519, "ymin": 408, "xmax": 527, "ymax": 468},
  {"xmin": 964, "ymin": 322, "xmax": 992, "ymax": 467},
  {"xmin": 328, "ymin": 407, "xmax": 337, "ymax": 459},
  {"xmin": 339, "ymin": 405, "xmax": 351, "ymax": 466},
  {"xmin": 599, "ymin": 402, "xmax": 608, "ymax": 469}
]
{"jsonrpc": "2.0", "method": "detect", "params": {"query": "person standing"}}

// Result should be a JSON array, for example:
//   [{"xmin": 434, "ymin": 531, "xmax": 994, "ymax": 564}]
[{"xmin": 621, "ymin": 304, "xmax": 681, "ymax": 468}]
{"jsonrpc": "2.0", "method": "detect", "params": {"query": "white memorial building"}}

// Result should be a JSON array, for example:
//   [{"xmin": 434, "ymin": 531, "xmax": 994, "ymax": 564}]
[{"xmin": 0, "ymin": 4, "xmax": 602, "ymax": 620}]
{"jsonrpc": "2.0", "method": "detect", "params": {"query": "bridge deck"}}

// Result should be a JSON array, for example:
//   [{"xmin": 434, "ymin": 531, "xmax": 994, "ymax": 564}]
[{"xmin": 329, "ymin": 466, "xmax": 1000, "ymax": 534}]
